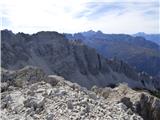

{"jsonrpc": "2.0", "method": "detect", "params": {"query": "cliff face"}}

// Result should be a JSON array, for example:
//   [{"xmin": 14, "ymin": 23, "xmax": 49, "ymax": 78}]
[{"xmin": 1, "ymin": 30, "xmax": 159, "ymax": 90}]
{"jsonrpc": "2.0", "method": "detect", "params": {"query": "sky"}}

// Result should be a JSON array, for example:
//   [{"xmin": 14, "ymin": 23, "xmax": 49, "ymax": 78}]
[{"xmin": 0, "ymin": 0, "xmax": 159, "ymax": 34}]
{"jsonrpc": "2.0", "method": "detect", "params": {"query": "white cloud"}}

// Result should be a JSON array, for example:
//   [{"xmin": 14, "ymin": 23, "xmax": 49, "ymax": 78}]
[{"xmin": 0, "ymin": 0, "xmax": 159, "ymax": 34}]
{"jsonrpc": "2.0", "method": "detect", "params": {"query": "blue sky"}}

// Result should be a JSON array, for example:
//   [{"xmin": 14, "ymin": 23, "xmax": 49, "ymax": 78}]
[{"xmin": 0, "ymin": 0, "xmax": 159, "ymax": 34}]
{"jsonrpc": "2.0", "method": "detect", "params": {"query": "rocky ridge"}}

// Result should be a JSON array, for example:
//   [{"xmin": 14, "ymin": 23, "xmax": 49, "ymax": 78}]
[
  {"xmin": 1, "ymin": 67, "xmax": 160, "ymax": 120},
  {"xmin": 1, "ymin": 30, "xmax": 159, "ymax": 91}
]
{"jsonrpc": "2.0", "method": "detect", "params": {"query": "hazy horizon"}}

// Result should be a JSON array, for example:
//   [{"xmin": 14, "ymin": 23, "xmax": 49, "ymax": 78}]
[
  {"xmin": 2, "ymin": 29, "xmax": 160, "ymax": 35},
  {"xmin": 1, "ymin": 0, "xmax": 159, "ymax": 34}
]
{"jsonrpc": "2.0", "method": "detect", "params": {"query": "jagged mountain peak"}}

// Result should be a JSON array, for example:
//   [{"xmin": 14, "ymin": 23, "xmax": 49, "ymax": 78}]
[{"xmin": 80, "ymin": 30, "xmax": 103, "ymax": 37}]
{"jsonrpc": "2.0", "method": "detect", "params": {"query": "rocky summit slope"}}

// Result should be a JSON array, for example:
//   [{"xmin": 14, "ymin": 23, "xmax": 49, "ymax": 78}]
[
  {"xmin": 1, "ymin": 30, "xmax": 160, "ymax": 91},
  {"xmin": 1, "ymin": 67, "xmax": 160, "ymax": 120}
]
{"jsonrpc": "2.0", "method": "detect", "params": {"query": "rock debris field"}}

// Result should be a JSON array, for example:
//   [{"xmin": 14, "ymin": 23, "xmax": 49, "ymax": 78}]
[{"xmin": 1, "ymin": 66, "xmax": 160, "ymax": 120}]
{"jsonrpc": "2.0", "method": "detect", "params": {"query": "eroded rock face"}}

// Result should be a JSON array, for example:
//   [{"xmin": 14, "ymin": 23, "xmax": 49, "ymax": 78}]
[
  {"xmin": 136, "ymin": 93, "xmax": 160, "ymax": 120},
  {"xmin": 0, "ymin": 67, "xmax": 146, "ymax": 120}
]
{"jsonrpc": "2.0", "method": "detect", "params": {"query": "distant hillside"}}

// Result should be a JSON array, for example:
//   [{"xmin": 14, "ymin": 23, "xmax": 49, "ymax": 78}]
[
  {"xmin": 133, "ymin": 32, "xmax": 160, "ymax": 45},
  {"xmin": 65, "ymin": 30, "xmax": 160, "ymax": 76}
]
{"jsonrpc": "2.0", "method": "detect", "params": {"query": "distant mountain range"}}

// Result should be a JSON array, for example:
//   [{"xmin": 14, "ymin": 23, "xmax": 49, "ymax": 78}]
[
  {"xmin": 65, "ymin": 30, "xmax": 160, "ymax": 76},
  {"xmin": 133, "ymin": 32, "xmax": 160, "ymax": 45}
]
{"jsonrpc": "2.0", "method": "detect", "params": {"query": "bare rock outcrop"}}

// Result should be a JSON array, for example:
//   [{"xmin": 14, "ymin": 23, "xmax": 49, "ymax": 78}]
[{"xmin": 91, "ymin": 84, "xmax": 160, "ymax": 120}]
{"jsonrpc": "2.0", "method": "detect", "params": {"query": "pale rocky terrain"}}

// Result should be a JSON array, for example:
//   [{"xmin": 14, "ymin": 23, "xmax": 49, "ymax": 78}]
[{"xmin": 1, "ymin": 66, "xmax": 160, "ymax": 120}]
